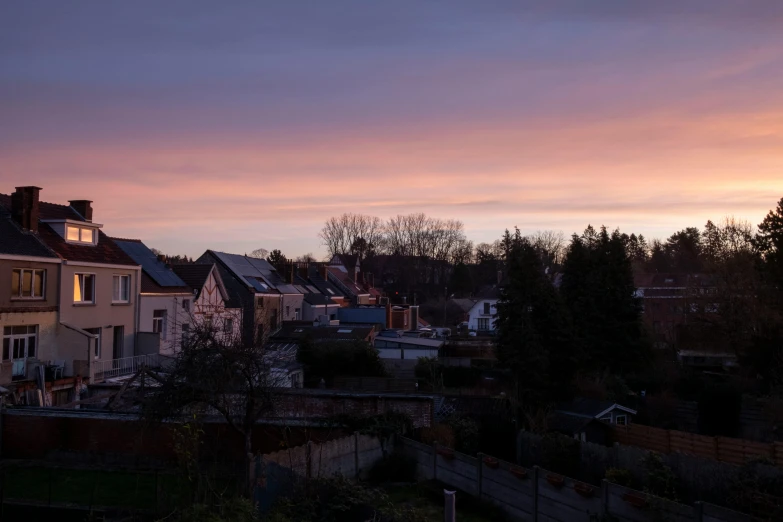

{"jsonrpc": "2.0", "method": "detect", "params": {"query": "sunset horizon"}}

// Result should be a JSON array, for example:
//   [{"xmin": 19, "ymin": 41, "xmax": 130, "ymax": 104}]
[{"xmin": 3, "ymin": 1, "xmax": 782, "ymax": 258}]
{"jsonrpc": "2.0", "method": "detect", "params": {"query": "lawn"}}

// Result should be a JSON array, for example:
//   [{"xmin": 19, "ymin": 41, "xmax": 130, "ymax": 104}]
[{"xmin": 1, "ymin": 465, "xmax": 189, "ymax": 511}]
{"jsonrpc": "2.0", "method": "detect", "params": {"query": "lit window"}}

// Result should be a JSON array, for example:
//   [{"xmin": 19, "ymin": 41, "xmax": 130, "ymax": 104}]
[
  {"xmin": 112, "ymin": 275, "xmax": 130, "ymax": 303},
  {"xmin": 11, "ymin": 268, "xmax": 45, "ymax": 299},
  {"xmin": 67, "ymin": 226, "xmax": 80, "ymax": 241},
  {"xmin": 66, "ymin": 225, "xmax": 95, "ymax": 244},
  {"xmin": 153, "ymin": 310, "xmax": 167, "ymax": 339},
  {"xmin": 73, "ymin": 273, "xmax": 95, "ymax": 303}
]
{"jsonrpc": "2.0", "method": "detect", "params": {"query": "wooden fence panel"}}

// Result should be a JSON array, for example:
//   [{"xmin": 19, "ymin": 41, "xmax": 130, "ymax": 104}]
[{"xmin": 611, "ymin": 425, "xmax": 780, "ymax": 467}]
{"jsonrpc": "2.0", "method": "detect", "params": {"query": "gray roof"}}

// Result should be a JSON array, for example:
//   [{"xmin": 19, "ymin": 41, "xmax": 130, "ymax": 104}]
[
  {"xmin": 0, "ymin": 214, "xmax": 58, "ymax": 258},
  {"xmin": 547, "ymin": 412, "xmax": 606, "ymax": 434},
  {"xmin": 114, "ymin": 239, "xmax": 188, "ymax": 288},
  {"xmin": 449, "ymin": 298, "xmax": 476, "ymax": 312},
  {"xmin": 210, "ymin": 251, "xmax": 301, "ymax": 294},
  {"xmin": 375, "ymin": 336, "xmax": 443, "ymax": 349},
  {"xmin": 555, "ymin": 397, "xmax": 636, "ymax": 418},
  {"xmin": 303, "ymin": 293, "xmax": 334, "ymax": 306}
]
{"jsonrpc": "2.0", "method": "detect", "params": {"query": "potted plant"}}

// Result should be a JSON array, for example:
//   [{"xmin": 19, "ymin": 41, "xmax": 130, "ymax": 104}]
[
  {"xmin": 574, "ymin": 482, "xmax": 595, "ymax": 498},
  {"xmin": 622, "ymin": 492, "xmax": 647, "ymax": 509},
  {"xmin": 546, "ymin": 473, "xmax": 565, "ymax": 488},
  {"xmin": 509, "ymin": 466, "xmax": 527, "ymax": 479},
  {"xmin": 483, "ymin": 456, "xmax": 499, "ymax": 469}
]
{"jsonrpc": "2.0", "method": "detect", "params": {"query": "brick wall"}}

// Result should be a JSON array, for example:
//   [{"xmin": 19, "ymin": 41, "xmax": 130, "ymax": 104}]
[
  {"xmin": 276, "ymin": 390, "xmax": 433, "ymax": 428},
  {"xmin": 0, "ymin": 410, "xmax": 345, "ymax": 464}
]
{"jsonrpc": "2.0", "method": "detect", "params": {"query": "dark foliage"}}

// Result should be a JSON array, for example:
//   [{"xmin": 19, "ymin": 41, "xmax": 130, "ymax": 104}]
[
  {"xmin": 697, "ymin": 383, "xmax": 742, "ymax": 437},
  {"xmin": 297, "ymin": 337, "xmax": 387, "ymax": 386}
]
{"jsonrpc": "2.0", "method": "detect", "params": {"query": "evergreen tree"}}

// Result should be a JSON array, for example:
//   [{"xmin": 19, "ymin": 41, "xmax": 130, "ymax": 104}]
[
  {"xmin": 561, "ymin": 226, "xmax": 650, "ymax": 376},
  {"xmin": 756, "ymin": 197, "xmax": 783, "ymax": 287},
  {"xmin": 495, "ymin": 230, "xmax": 575, "ymax": 422}
]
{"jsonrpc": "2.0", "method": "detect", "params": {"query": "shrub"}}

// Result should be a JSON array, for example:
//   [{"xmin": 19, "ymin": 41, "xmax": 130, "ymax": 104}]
[
  {"xmin": 420, "ymin": 423, "xmax": 455, "ymax": 448},
  {"xmin": 539, "ymin": 433, "xmax": 581, "ymax": 478},
  {"xmin": 641, "ymin": 453, "xmax": 678, "ymax": 501},
  {"xmin": 447, "ymin": 415, "xmax": 480, "ymax": 455},
  {"xmin": 367, "ymin": 452, "xmax": 417, "ymax": 484},
  {"xmin": 604, "ymin": 468, "xmax": 633, "ymax": 487},
  {"xmin": 698, "ymin": 383, "xmax": 741, "ymax": 437}
]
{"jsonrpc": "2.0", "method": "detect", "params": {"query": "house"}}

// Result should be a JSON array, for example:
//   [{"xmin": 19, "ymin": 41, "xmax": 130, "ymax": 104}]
[
  {"xmin": 300, "ymin": 264, "xmax": 346, "ymax": 307},
  {"xmin": 446, "ymin": 298, "xmax": 476, "ymax": 325},
  {"xmin": 634, "ymin": 272, "xmax": 718, "ymax": 349},
  {"xmin": 0, "ymin": 193, "xmax": 62, "ymax": 399},
  {"xmin": 269, "ymin": 322, "xmax": 375, "ymax": 345},
  {"xmin": 0, "ymin": 186, "xmax": 142, "ymax": 399},
  {"xmin": 374, "ymin": 329, "xmax": 443, "ymax": 378},
  {"xmin": 114, "ymin": 239, "xmax": 193, "ymax": 356},
  {"xmin": 326, "ymin": 265, "xmax": 370, "ymax": 305},
  {"xmin": 466, "ymin": 286, "xmax": 500, "ymax": 334},
  {"xmin": 546, "ymin": 413, "xmax": 613, "ymax": 445},
  {"xmin": 171, "ymin": 263, "xmax": 242, "ymax": 342},
  {"xmin": 196, "ymin": 251, "xmax": 301, "ymax": 346},
  {"xmin": 554, "ymin": 397, "xmax": 637, "ymax": 427}
]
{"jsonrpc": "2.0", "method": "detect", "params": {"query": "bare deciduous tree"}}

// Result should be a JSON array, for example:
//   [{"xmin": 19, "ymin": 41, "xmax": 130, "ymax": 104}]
[
  {"xmin": 248, "ymin": 248, "xmax": 269, "ymax": 259},
  {"xmin": 142, "ymin": 320, "xmax": 289, "ymax": 491},
  {"xmin": 319, "ymin": 213, "xmax": 384, "ymax": 259}
]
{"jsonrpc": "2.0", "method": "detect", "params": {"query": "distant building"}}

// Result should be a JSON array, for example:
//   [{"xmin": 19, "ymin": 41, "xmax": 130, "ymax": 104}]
[
  {"xmin": 466, "ymin": 286, "xmax": 500, "ymax": 334},
  {"xmin": 114, "ymin": 239, "xmax": 192, "ymax": 356}
]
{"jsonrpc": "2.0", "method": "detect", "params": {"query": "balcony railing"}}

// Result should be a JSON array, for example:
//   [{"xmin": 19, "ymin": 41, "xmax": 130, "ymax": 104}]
[{"xmin": 90, "ymin": 354, "xmax": 161, "ymax": 383}]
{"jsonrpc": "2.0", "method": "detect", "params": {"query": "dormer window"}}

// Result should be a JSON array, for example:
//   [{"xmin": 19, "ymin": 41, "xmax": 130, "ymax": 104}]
[{"xmin": 66, "ymin": 225, "xmax": 95, "ymax": 244}]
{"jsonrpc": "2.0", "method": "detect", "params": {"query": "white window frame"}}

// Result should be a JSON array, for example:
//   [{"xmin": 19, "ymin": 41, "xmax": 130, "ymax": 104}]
[
  {"xmin": 112, "ymin": 274, "xmax": 131, "ymax": 303},
  {"xmin": 11, "ymin": 268, "xmax": 46, "ymax": 299},
  {"xmin": 73, "ymin": 273, "xmax": 96, "ymax": 304},
  {"xmin": 152, "ymin": 310, "xmax": 167, "ymax": 339},
  {"xmin": 477, "ymin": 317, "xmax": 490, "ymax": 331},
  {"xmin": 65, "ymin": 225, "xmax": 97, "ymax": 245},
  {"xmin": 615, "ymin": 415, "xmax": 628, "ymax": 426},
  {"xmin": 84, "ymin": 327, "xmax": 102, "ymax": 360},
  {"xmin": 2, "ymin": 325, "xmax": 38, "ymax": 361}
]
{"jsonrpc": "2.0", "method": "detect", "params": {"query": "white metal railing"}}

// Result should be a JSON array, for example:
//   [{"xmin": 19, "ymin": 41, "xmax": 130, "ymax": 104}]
[{"xmin": 91, "ymin": 353, "xmax": 160, "ymax": 382}]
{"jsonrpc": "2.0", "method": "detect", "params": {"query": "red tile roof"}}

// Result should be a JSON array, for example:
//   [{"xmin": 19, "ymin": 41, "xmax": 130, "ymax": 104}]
[{"xmin": 0, "ymin": 193, "xmax": 138, "ymax": 267}]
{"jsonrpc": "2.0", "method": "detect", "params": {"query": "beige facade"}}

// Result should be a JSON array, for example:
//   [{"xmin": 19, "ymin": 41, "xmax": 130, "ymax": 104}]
[
  {"xmin": 57, "ymin": 261, "xmax": 140, "ymax": 372},
  {"xmin": 0, "ymin": 255, "xmax": 61, "ymax": 386}
]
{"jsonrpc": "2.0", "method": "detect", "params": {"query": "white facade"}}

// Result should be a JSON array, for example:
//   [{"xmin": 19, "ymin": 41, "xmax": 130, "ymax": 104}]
[
  {"xmin": 467, "ymin": 299, "xmax": 498, "ymax": 333},
  {"xmin": 138, "ymin": 293, "xmax": 192, "ymax": 356},
  {"xmin": 190, "ymin": 267, "xmax": 242, "ymax": 342}
]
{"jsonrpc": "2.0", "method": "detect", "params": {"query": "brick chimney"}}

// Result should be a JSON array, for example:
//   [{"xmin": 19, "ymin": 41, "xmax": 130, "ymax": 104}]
[
  {"xmin": 11, "ymin": 186, "xmax": 41, "ymax": 232},
  {"xmin": 69, "ymin": 200, "xmax": 93, "ymax": 221}
]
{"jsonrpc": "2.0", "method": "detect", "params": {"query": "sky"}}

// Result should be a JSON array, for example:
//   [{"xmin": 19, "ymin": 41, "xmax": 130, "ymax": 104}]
[{"xmin": 2, "ymin": 1, "xmax": 783, "ymax": 259}]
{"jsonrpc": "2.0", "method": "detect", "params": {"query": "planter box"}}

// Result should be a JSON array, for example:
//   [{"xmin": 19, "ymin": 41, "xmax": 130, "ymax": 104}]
[
  {"xmin": 546, "ymin": 473, "xmax": 565, "ymax": 488},
  {"xmin": 509, "ymin": 466, "xmax": 527, "ymax": 479},
  {"xmin": 574, "ymin": 482, "xmax": 595, "ymax": 498},
  {"xmin": 483, "ymin": 457, "xmax": 499, "ymax": 469},
  {"xmin": 622, "ymin": 492, "xmax": 648, "ymax": 509},
  {"xmin": 437, "ymin": 448, "xmax": 455, "ymax": 460}
]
